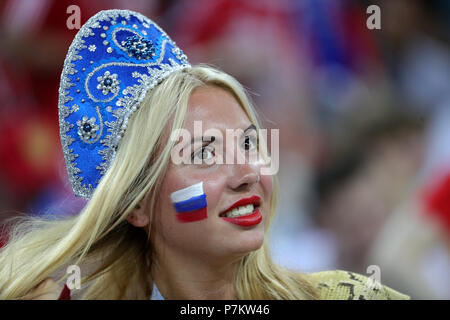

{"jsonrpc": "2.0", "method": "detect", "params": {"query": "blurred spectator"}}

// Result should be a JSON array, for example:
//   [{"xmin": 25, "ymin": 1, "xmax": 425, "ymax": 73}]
[{"xmin": 313, "ymin": 110, "xmax": 425, "ymax": 272}]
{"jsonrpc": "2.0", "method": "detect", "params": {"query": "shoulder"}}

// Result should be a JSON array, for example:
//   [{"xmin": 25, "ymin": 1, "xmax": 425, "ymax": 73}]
[{"xmin": 305, "ymin": 270, "xmax": 410, "ymax": 300}]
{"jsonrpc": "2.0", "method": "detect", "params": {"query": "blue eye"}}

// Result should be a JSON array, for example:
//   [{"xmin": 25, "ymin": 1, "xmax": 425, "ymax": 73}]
[
  {"xmin": 243, "ymin": 135, "xmax": 258, "ymax": 151},
  {"xmin": 191, "ymin": 145, "xmax": 215, "ymax": 163}
]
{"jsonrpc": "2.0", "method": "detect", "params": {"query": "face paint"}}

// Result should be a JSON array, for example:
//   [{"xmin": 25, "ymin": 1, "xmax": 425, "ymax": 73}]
[{"xmin": 170, "ymin": 182, "xmax": 207, "ymax": 222}]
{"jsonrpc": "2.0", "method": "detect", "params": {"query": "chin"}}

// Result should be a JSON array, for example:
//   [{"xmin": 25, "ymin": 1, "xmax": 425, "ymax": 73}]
[{"xmin": 230, "ymin": 228, "xmax": 265, "ymax": 254}]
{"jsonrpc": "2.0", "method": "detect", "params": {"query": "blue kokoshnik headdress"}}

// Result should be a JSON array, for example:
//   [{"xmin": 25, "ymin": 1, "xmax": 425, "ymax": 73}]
[{"xmin": 58, "ymin": 9, "xmax": 190, "ymax": 199}]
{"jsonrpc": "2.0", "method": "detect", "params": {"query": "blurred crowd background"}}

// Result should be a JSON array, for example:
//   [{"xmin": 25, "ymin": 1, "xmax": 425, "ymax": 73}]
[{"xmin": 0, "ymin": 0, "xmax": 449, "ymax": 299}]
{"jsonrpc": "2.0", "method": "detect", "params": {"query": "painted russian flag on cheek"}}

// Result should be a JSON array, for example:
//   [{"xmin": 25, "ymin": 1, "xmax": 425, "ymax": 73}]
[{"xmin": 170, "ymin": 182, "xmax": 207, "ymax": 222}]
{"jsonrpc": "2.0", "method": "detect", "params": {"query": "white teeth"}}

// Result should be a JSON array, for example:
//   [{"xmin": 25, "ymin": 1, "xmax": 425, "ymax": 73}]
[{"xmin": 225, "ymin": 204, "xmax": 254, "ymax": 218}]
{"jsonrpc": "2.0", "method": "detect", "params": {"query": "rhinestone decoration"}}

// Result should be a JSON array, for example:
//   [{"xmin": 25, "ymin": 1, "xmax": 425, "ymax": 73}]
[
  {"xmin": 77, "ymin": 116, "xmax": 99, "ymax": 141},
  {"xmin": 171, "ymin": 47, "xmax": 188, "ymax": 64},
  {"xmin": 96, "ymin": 71, "xmax": 120, "ymax": 95},
  {"xmin": 88, "ymin": 45, "xmax": 97, "ymax": 52},
  {"xmin": 122, "ymin": 35, "xmax": 156, "ymax": 60}
]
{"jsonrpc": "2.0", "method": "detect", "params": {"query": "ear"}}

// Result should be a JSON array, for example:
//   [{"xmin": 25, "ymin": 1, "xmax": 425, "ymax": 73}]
[{"xmin": 126, "ymin": 201, "xmax": 150, "ymax": 228}]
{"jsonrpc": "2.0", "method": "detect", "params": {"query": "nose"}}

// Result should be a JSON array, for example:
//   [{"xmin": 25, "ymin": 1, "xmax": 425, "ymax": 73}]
[{"xmin": 226, "ymin": 162, "xmax": 259, "ymax": 191}]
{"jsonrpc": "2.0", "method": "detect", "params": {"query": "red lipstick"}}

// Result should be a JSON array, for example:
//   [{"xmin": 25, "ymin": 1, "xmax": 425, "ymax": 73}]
[{"xmin": 220, "ymin": 195, "xmax": 262, "ymax": 227}]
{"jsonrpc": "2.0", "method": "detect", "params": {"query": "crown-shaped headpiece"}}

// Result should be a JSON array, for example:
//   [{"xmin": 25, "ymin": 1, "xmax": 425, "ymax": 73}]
[{"xmin": 58, "ymin": 9, "xmax": 190, "ymax": 199}]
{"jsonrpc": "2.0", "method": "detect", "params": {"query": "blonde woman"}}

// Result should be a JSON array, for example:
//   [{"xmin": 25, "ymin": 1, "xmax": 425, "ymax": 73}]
[{"xmin": 0, "ymin": 9, "xmax": 408, "ymax": 300}]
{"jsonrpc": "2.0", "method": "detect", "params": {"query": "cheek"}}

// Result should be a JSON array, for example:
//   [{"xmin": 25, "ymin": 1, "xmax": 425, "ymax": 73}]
[
  {"xmin": 260, "ymin": 174, "xmax": 273, "ymax": 198},
  {"xmin": 201, "ymin": 177, "xmax": 225, "ymax": 215},
  {"xmin": 165, "ymin": 176, "xmax": 225, "ymax": 223},
  {"xmin": 169, "ymin": 182, "xmax": 208, "ymax": 223},
  {"xmin": 251, "ymin": 157, "xmax": 273, "ymax": 197}
]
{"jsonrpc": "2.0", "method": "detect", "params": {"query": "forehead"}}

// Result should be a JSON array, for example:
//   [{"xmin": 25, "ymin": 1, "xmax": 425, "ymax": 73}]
[{"xmin": 183, "ymin": 85, "xmax": 251, "ymax": 133}]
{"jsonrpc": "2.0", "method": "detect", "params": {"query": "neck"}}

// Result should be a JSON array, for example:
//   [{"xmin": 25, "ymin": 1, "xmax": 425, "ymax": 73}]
[{"xmin": 151, "ymin": 250, "xmax": 240, "ymax": 300}]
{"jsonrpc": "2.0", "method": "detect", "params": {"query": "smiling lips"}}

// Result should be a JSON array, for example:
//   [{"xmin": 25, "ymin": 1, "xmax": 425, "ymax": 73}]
[{"xmin": 219, "ymin": 195, "xmax": 262, "ymax": 227}]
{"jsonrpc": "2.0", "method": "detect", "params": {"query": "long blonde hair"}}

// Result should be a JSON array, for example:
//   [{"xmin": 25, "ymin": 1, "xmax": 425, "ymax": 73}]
[{"xmin": 0, "ymin": 64, "xmax": 318, "ymax": 300}]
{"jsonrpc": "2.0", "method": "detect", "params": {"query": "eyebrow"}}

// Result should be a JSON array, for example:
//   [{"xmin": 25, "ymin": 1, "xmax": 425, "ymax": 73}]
[
  {"xmin": 187, "ymin": 136, "xmax": 216, "ymax": 148},
  {"xmin": 185, "ymin": 124, "xmax": 256, "ymax": 148}
]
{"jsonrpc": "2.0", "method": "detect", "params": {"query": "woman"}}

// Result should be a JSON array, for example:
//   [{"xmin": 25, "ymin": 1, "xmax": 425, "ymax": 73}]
[{"xmin": 0, "ymin": 9, "xmax": 408, "ymax": 300}]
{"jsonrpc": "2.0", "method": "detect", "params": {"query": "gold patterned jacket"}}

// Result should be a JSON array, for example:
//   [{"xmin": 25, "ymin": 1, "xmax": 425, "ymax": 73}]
[{"xmin": 306, "ymin": 270, "xmax": 410, "ymax": 300}]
